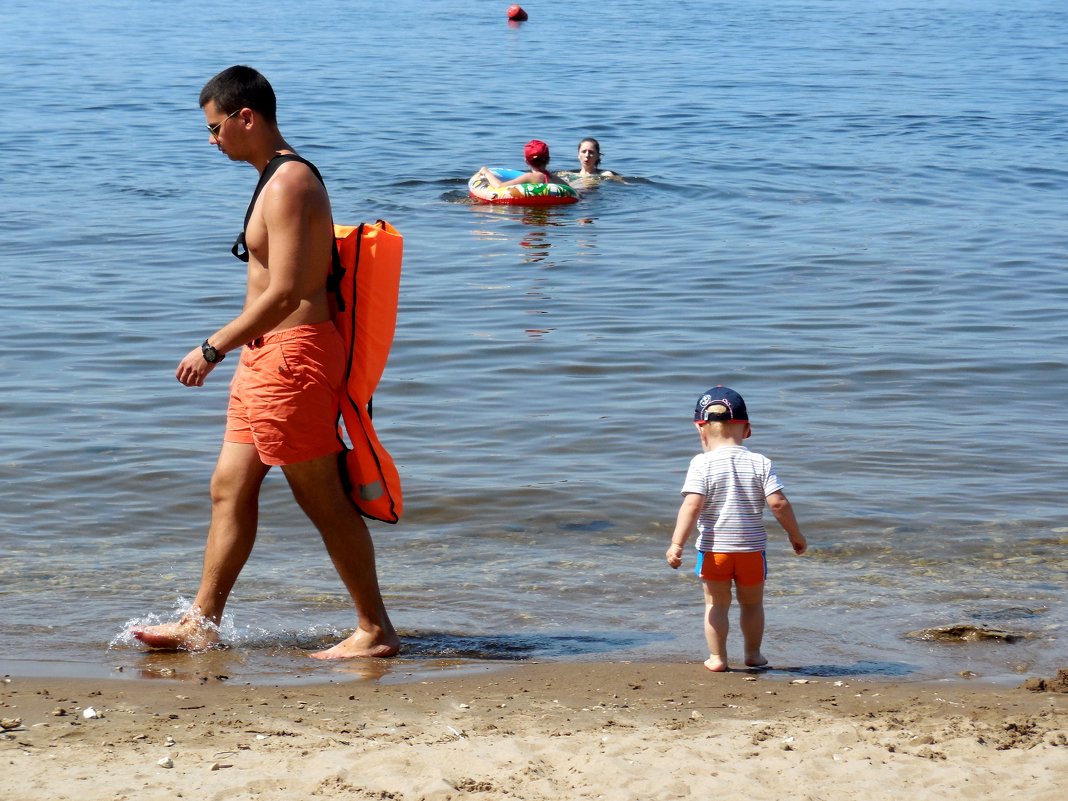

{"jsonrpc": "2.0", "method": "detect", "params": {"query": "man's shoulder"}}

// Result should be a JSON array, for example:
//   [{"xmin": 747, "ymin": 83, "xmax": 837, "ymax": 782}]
[
  {"xmin": 260, "ymin": 158, "xmax": 330, "ymax": 214},
  {"xmin": 270, "ymin": 157, "xmax": 326, "ymax": 190}
]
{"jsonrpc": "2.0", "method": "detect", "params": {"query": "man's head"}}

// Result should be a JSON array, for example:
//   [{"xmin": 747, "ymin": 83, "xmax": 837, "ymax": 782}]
[{"xmin": 199, "ymin": 65, "xmax": 277, "ymax": 123}]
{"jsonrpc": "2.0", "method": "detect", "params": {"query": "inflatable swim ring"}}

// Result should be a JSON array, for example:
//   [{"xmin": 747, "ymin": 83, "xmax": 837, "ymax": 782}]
[{"xmin": 468, "ymin": 168, "xmax": 579, "ymax": 206}]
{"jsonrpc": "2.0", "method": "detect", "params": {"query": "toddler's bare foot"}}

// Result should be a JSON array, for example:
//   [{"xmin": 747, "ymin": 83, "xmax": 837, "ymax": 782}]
[
  {"xmin": 130, "ymin": 616, "xmax": 219, "ymax": 652},
  {"xmin": 703, "ymin": 656, "xmax": 728, "ymax": 673},
  {"xmin": 745, "ymin": 652, "xmax": 769, "ymax": 668},
  {"xmin": 310, "ymin": 627, "xmax": 401, "ymax": 660}
]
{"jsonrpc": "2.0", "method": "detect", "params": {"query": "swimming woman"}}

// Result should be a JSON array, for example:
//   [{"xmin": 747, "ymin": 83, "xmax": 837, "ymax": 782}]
[{"xmin": 573, "ymin": 137, "xmax": 618, "ymax": 178}]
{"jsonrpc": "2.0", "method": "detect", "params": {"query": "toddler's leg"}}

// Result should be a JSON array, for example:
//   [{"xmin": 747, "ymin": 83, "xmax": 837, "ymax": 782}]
[
  {"xmin": 736, "ymin": 582, "xmax": 767, "ymax": 667},
  {"xmin": 701, "ymin": 579, "xmax": 732, "ymax": 671}
]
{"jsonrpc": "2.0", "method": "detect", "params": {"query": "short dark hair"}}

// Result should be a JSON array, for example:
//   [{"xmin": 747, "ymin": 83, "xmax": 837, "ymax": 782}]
[{"xmin": 199, "ymin": 65, "xmax": 277, "ymax": 123}]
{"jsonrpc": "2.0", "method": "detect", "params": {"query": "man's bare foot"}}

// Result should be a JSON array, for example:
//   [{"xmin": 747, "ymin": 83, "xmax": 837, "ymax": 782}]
[
  {"xmin": 745, "ymin": 652, "xmax": 769, "ymax": 668},
  {"xmin": 130, "ymin": 616, "xmax": 220, "ymax": 652},
  {"xmin": 310, "ymin": 627, "xmax": 401, "ymax": 660},
  {"xmin": 703, "ymin": 656, "xmax": 728, "ymax": 673}
]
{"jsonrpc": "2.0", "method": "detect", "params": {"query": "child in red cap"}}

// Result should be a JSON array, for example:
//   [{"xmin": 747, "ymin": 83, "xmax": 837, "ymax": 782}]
[
  {"xmin": 665, "ymin": 386, "xmax": 808, "ymax": 672},
  {"xmin": 477, "ymin": 139, "xmax": 570, "ymax": 188}
]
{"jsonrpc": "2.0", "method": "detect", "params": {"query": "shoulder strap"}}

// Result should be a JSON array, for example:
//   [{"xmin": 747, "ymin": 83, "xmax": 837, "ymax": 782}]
[{"xmin": 231, "ymin": 153, "xmax": 326, "ymax": 262}]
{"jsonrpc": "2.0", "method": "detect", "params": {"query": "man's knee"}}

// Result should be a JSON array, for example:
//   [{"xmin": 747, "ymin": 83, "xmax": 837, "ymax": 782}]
[
  {"xmin": 210, "ymin": 471, "xmax": 255, "ymax": 509},
  {"xmin": 210, "ymin": 450, "xmax": 269, "ymax": 506}
]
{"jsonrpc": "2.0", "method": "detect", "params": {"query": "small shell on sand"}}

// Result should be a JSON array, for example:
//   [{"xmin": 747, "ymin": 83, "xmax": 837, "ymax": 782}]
[
  {"xmin": 1, "ymin": 718, "xmax": 22, "ymax": 730},
  {"xmin": 82, "ymin": 707, "xmax": 100, "ymax": 719},
  {"xmin": 158, "ymin": 757, "xmax": 174, "ymax": 769}
]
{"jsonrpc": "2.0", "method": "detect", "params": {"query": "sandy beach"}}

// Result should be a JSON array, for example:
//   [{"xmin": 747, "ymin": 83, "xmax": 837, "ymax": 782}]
[{"xmin": 3, "ymin": 661, "xmax": 1065, "ymax": 801}]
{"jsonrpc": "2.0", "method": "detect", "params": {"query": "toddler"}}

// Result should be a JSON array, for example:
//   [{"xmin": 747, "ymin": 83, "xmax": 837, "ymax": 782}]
[{"xmin": 665, "ymin": 386, "xmax": 807, "ymax": 671}]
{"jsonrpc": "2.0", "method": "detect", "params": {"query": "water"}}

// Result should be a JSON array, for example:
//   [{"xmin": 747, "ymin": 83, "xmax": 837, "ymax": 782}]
[{"xmin": 1, "ymin": 0, "xmax": 1066, "ymax": 686}]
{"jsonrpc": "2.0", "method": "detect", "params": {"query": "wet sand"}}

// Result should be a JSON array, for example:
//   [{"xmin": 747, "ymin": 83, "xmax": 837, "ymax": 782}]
[{"xmin": 3, "ymin": 661, "xmax": 1066, "ymax": 800}]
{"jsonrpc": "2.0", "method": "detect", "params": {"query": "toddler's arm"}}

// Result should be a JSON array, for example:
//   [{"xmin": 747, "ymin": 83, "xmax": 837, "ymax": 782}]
[
  {"xmin": 767, "ymin": 490, "xmax": 807, "ymax": 554},
  {"xmin": 666, "ymin": 492, "xmax": 703, "ymax": 569}
]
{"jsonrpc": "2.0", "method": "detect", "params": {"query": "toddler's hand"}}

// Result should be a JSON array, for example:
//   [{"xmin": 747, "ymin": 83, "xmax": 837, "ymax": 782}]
[
  {"xmin": 790, "ymin": 533, "xmax": 807, "ymax": 555},
  {"xmin": 665, "ymin": 543, "xmax": 683, "ymax": 569}
]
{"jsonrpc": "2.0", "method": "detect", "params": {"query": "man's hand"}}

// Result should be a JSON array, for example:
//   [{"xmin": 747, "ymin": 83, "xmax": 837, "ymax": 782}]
[{"xmin": 176, "ymin": 347, "xmax": 216, "ymax": 387}]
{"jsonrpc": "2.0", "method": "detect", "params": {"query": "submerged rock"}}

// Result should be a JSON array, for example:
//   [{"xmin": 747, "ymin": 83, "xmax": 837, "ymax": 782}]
[{"xmin": 904, "ymin": 624, "xmax": 1033, "ymax": 643}]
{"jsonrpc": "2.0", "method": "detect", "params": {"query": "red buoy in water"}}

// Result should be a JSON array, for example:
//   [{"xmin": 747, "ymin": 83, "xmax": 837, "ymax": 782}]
[{"xmin": 507, "ymin": 5, "xmax": 528, "ymax": 21}]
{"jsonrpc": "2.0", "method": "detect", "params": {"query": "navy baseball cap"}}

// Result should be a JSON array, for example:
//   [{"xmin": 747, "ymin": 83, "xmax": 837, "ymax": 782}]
[{"xmin": 694, "ymin": 386, "xmax": 749, "ymax": 424}]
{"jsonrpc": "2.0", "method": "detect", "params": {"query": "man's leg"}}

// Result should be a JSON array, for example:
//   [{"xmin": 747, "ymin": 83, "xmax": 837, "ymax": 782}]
[
  {"xmin": 132, "ymin": 441, "xmax": 269, "ymax": 650},
  {"xmin": 701, "ymin": 579, "xmax": 732, "ymax": 672},
  {"xmin": 281, "ymin": 452, "xmax": 400, "ymax": 659}
]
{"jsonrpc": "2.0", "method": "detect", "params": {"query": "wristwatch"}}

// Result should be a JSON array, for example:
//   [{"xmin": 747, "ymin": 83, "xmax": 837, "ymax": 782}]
[{"xmin": 201, "ymin": 340, "xmax": 225, "ymax": 363}]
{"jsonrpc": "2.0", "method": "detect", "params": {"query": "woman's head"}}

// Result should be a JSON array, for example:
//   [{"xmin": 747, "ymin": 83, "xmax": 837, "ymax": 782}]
[
  {"xmin": 578, "ymin": 138, "xmax": 602, "ymax": 171},
  {"xmin": 524, "ymin": 139, "xmax": 551, "ymax": 170}
]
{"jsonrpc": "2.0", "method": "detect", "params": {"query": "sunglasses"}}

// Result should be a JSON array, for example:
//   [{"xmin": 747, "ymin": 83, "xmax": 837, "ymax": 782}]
[{"xmin": 206, "ymin": 108, "xmax": 241, "ymax": 138}]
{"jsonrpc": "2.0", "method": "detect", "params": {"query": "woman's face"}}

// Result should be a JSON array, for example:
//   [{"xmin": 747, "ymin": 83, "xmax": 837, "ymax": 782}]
[{"xmin": 578, "ymin": 140, "xmax": 600, "ymax": 171}]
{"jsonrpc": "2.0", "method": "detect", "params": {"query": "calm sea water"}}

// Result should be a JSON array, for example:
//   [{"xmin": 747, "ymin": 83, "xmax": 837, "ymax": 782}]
[{"xmin": 1, "ymin": 0, "xmax": 1066, "ymax": 686}]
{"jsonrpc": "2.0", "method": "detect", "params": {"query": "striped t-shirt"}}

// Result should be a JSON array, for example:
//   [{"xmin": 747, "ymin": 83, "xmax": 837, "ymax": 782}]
[{"xmin": 681, "ymin": 445, "xmax": 784, "ymax": 553}]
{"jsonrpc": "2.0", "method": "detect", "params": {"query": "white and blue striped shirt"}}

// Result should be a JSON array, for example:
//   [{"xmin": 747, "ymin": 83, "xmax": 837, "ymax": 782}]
[{"xmin": 681, "ymin": 445, "xmax": 784, "ymax": 553}]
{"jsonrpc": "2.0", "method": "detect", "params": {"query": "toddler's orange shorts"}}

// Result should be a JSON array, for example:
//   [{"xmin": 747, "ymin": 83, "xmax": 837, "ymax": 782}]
[
  {"xmin": 695, "ymin": 551, "xmax": 767, "ymax": 586},
  {"xmin": 225, "ymin": 321, "xmax": 344, "ymax": 466}
]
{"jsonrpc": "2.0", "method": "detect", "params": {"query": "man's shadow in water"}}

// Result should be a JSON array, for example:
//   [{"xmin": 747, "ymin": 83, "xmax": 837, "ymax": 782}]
[
  {"xmin": 750, "ymin": 661, "xmax": 918, "ymax": 678},
  {"xmin": 120, "ymin": 630, "xmax": 674, "ymax": 682},
  {"xmin": 396, "ymin": 630, "xmax": 671, "ymax": 661}
]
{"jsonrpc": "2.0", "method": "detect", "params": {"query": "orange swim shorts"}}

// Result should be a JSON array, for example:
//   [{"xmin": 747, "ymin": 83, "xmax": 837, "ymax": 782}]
[
  {"xmin": 225, "ymin": 321, "xmax": 345, "ymax": 466},
  {"xmin": 695, "ymin": 551, "xmax": 767, "ymax": 586}
]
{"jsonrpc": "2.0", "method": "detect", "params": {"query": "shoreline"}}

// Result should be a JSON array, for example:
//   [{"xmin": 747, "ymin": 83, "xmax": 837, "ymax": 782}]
[
  {"xmin": 3, "ymin": 661, "xmax": 1065, "ymax": 800},
  {"xmin": 1, "ymin": 647, "xmax": 1053, "ymax": 690}
]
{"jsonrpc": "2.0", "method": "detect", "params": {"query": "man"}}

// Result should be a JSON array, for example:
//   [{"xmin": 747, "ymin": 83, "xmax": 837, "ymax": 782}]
[{"xmin": 132, "ymin": 66, "xmax": 400, "ymax": 659}]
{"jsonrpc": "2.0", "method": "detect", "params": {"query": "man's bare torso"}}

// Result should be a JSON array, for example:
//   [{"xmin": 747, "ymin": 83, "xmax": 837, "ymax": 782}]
[{"xmin": 243, "ymin": 157, "xmax": 335, "ymax": 333}]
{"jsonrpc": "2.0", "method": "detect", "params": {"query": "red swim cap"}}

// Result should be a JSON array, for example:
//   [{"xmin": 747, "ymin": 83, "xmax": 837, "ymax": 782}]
[
  {"xmin": 524, "ymin": 139, "xmax": 549, "ymax": 162},
  {"xmin": 507, "ymin": 5, "xmax": 529, "ymax": 21}
]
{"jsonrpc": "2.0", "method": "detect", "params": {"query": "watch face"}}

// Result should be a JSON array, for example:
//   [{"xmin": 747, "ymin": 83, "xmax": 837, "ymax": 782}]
[{"xmin": 203, "ymin": 344, "xmax": 217, "ymax": 362}]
